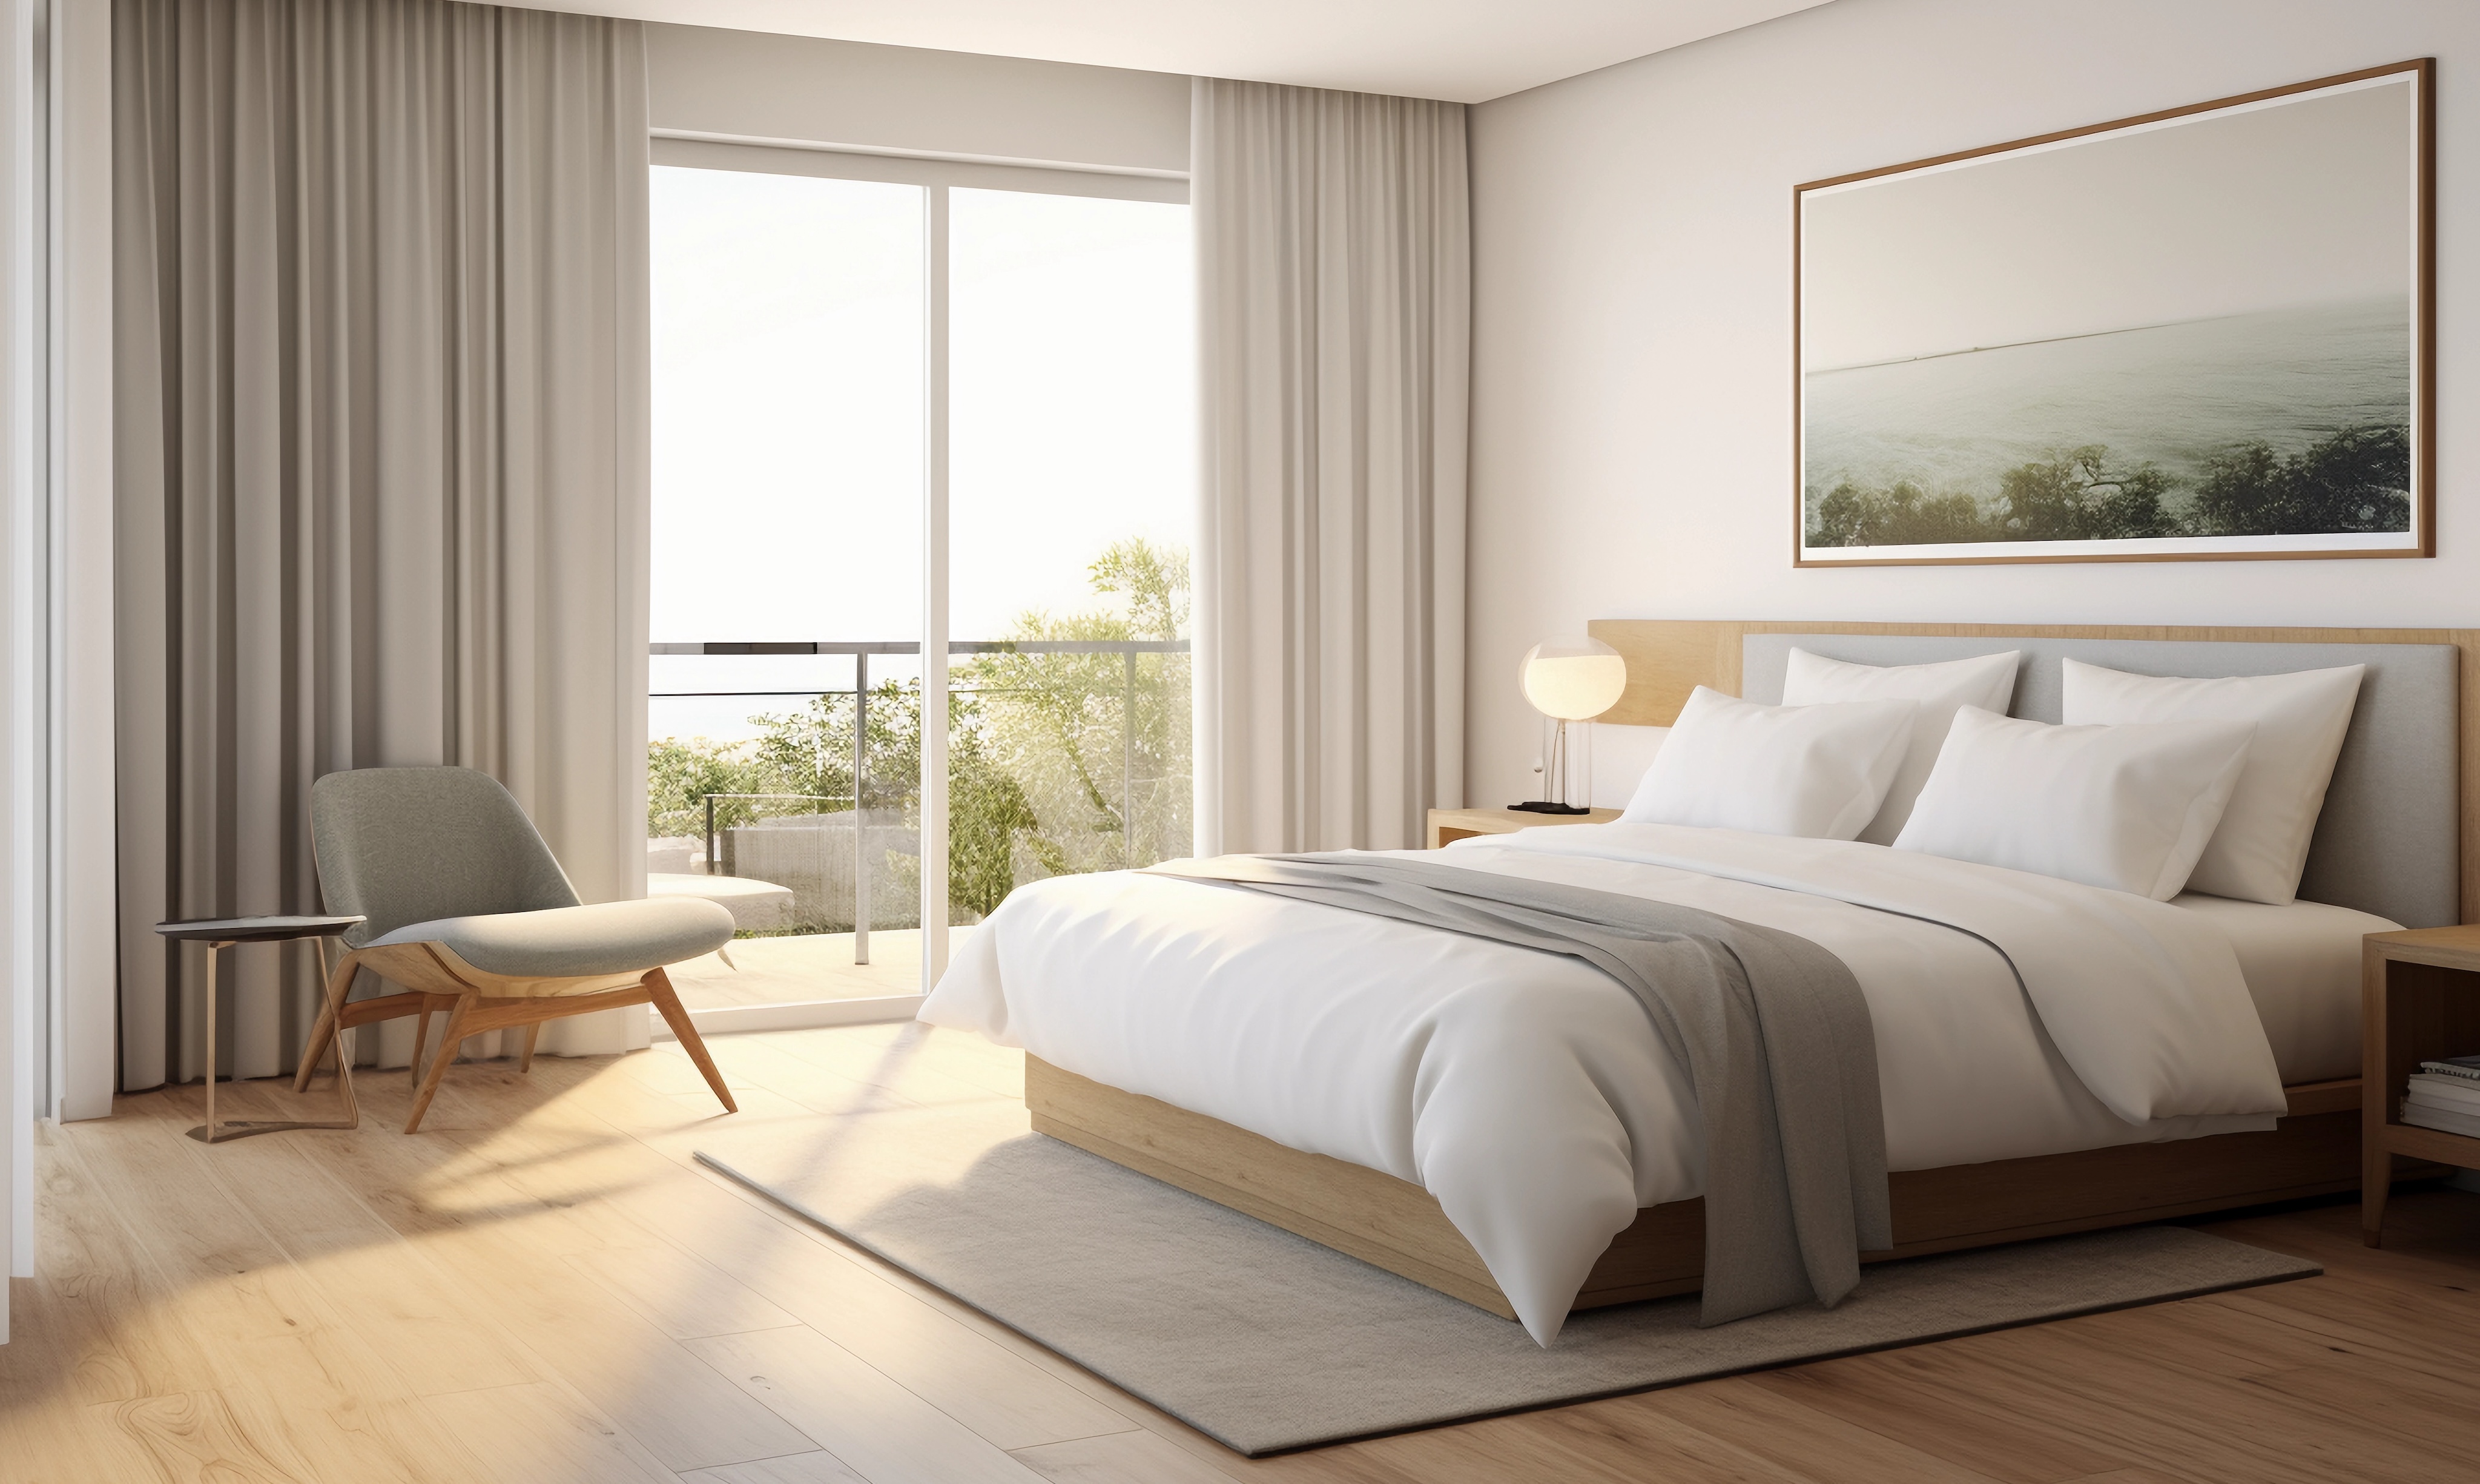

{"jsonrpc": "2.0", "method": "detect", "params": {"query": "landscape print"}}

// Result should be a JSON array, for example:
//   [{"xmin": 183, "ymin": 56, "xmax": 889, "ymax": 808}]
[{"xmin": 1797, "ymin": 65, "xmax": 2427, "ymax": 564}]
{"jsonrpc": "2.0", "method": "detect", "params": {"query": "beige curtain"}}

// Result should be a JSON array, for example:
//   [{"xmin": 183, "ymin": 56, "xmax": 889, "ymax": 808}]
[
  {"xmin": 1192, "ymin": 77, "xmax": 1469, "ymax": 856},
  {"xmin": 113, "ymin": 0, "xmax": 651, "ymax": 1090}
]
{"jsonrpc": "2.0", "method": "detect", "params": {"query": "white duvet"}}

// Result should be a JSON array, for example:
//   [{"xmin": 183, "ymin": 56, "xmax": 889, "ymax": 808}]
[{"xmin": 919, "ymin": 823, "xmax": 2292, "ymax": 1344}]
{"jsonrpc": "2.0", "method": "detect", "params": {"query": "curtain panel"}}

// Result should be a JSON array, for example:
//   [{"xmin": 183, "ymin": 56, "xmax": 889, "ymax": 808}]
[
  {"xmin": 1192, "ymin": 77, "xmax": 1470, "ymax": 857},
  {"xmin": 113, "ymin": 0, "xmax": 652, "ymax": 1090}
]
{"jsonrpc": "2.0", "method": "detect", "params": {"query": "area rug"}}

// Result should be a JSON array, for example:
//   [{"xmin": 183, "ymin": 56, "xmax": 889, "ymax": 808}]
[{"xmin": 693, "ymin": 1101, "xmax": 2320, "ymax": 1456}]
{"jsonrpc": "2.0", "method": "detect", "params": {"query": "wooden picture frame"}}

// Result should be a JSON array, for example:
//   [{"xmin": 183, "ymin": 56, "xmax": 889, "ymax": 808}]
[{"xmin": 1793, "ymin": 60, "xmax": 2435, "ymax": 567}]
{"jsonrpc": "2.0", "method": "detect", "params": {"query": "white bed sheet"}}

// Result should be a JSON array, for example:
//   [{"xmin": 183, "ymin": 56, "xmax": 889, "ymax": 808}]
[
  {"xmin": 920, "ymin": 823, "xmax": 2290, "ymax": 1345},
  {"xmin": 2171, "ymin": 892, "xmax": 2398, "ymax": 1083}
]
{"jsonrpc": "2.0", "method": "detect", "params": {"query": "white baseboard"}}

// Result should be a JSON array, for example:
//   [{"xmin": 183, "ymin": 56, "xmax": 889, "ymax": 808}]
[{"xmin": 655, "ymin": 995, "xmax": 926, "ymax": 1038}]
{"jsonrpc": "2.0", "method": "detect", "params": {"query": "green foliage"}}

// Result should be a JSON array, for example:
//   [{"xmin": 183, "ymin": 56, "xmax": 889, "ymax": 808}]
[
  {"xmin": 963, "ymin": 538, "xmax": 1193, "ymax": 877},
  {"xmin": 1804, "ymin": 422, "xmax": 2410, "ymax": 548},
  {"xmin": 1995, "ymin": 447, "xmax": 2178, "ymax": 541},
  {"xmin": 1804, "ymin": 480, "xmax": 1989, "ymax": 549},
  {"xmin": 2187, "ymin": 423, "xmax": 2410, "ymax": 536},
  {"xmin": 742, "ymin": 678, "xmax": 1069, "ymax": 923},
  {"xmin": 646, "ymin": 736, "xmax": 774, "ymax": 838},
  {"xmin": 646, "ymin": 535, "xmax": 1193, "ymax": 926}
]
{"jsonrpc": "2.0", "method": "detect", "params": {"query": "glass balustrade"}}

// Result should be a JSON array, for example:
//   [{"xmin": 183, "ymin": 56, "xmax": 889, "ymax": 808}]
[{"xmin": 647, "ymin": 638, "xmax": 1191, "ymax": 1013}]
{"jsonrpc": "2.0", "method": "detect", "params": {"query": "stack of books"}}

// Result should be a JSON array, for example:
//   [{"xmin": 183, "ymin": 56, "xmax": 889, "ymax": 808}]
[{"xmin": 2402, "ymin": 1054, "xmax": 2480, "ymax": 1138}]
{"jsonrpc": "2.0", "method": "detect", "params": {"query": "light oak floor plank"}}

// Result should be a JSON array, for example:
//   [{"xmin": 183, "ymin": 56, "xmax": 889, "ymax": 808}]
[
  {"xmin": 1744, "ymin": 1350, "xmax": 2138, "ymax": 1484},
  {"xmin": 681, "ymin": 1450, "xmax": 873, "ymax": 1484},
  {"xmin": 63, "ymin": 1107, "xmax": 503, "ymax": 1484},
  {"xmin": 440, "ymin": 1069, "xmax": 1144, "ymax": 1452},
  {"xmin": 274, "ymin": 1110, "xmax": 820, "ymax": 1473},
  {"xmin": 1010, "ymin": 1427, "xmax": 1254, "ymax": 1484},
  {"xmin": 91, "ymin": 1388, "xmax": 320, "ymax": 1484},
  {"xmin": 423, "ymin": 1380, "xmax": 684, "ymax": 1484},
  {"xmin": 141, "ymin": 1081, "xmax": 730, "ymax": 1484},
  {"xmin": 6, "ymin": 1026, "xmax": 2478, "ymax": 1484},
  {"xmin": 1609, "ymin": 1376, "xmax": 2008, "ymax": 1483},
  {"xmin": 686, "ymin": 1324, "xmax": 1054, "ymax": 1484},
  {"xmin": 0, "ymin": 1380, "xmax": 174, "ymax": 1484},
  {"xmin": 0, "ymin": 1124, "xmax": 219, "ymax": 1407},
  {"xmin": 142, "ymin": 1082, "xmax": 546, "ymax": 1399}
]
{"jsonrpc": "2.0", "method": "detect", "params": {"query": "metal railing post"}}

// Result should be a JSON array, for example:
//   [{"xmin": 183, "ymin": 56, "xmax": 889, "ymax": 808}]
[
  {"xmin": 853, "ymin": 651, "xmax": 870, "ymax": 966},
  {"xmin": 651, "ymin": 637, "xmax": 1191, "ymax": 952}
]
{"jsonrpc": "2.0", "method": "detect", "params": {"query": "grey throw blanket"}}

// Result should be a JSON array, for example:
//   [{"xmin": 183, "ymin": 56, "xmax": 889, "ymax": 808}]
[{"xmin": 1149, "ymin": 853, "xmax": 1891, "ymax": 1326}]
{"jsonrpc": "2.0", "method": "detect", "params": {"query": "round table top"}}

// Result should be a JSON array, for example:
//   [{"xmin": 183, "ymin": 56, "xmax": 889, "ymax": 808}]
[{"xmin": 154, "ymin": 914, "xmax": 364, "ymax": 943}]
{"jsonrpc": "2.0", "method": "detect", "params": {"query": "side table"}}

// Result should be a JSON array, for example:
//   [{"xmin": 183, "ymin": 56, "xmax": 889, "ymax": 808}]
[
  {"xmin": 1426, "ymin": 806, "xmax": 1623, "ymax": 849},
  {"xmin": 156, "ymin": 915, "xmax": 366, "ymax": 1144},
  {"xmin": 2361, "ymin": 924, "xmax": 2480, "ymax": 1246}
]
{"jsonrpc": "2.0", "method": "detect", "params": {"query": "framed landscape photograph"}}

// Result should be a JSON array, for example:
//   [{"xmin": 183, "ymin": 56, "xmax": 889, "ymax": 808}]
[{"xmin": 1795, "ymin": 61, "xmax": 2432, "ymax": 567}]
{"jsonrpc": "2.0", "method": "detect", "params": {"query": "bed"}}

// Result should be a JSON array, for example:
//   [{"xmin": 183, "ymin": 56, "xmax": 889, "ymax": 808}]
[{"xmin": 921, "ymin": 623, "xmax": 2473, "ymax": 1344}]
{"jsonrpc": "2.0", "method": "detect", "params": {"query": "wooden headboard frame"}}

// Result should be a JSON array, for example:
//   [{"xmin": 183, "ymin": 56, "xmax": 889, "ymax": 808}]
[{"xmin": 1586, "ymin": 620, "xmax": 2479, "ymax": 926}]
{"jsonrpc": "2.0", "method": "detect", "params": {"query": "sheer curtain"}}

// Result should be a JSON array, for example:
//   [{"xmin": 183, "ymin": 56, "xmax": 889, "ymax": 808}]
[
  {"xmin": 113, "ymin": 0, "xmax": 651, "ymax": 1089},
  {"xmin": 1192, "ymin": 77, "xmax": 1470, "ymax": 857}
]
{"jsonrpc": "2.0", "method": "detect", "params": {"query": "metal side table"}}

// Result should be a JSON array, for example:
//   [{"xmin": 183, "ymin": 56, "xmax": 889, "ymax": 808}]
[{"xmin": 156, "ymin": 914, "xmax": 365, "ymax": 1144}]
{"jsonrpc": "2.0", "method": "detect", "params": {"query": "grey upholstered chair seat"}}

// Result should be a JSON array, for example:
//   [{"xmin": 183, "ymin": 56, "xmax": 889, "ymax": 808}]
[
  {"xmin": 370, "ymin": 896, "xmax": 735, "ymax": 980},
  {"xmin": 307, "ymin": 765, "xmax": 742, "ymax": 1132}
]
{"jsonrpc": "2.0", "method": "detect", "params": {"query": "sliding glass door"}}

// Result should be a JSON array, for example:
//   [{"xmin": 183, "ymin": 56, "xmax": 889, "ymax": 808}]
[
  {"xmin": 647, "ymin": 150, "xmax": 1192, "ymax": 1024},
  {"xmin": 648, "ymin": 165, "xmax": 927, "ymax": 1021},
  {"xmin": 945, "ymin": 186, "xmax": 1196, "ymax": 948}
]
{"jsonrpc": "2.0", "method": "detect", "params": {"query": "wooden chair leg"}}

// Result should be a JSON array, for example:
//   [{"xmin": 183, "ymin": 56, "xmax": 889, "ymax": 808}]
[
  {"xmin": 405, "ymin": 992, "xmax": 476, "ymax": 1134},
  {"xmin": 292, "ymin": 950, "xmax": 361, "ymax": 1094},
  {"xmin": 519, "ymin": 1022, "xmax": 541, "ymax": 1073},
  {"xmin": 646, "ymin": 967, "xmax": 735, "ymax": 1115},
  {"xmin": 409, "ymin": 1004, "xmax": 435, "ymax": 1090}
]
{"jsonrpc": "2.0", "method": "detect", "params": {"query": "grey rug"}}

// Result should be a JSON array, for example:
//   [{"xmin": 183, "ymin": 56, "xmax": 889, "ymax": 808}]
[{"xmin": 693, "ymin": 1101, "xmax": 2320, "ymax": 1456}]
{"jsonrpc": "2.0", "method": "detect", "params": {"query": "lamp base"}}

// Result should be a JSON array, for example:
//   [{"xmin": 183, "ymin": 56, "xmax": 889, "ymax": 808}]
[{"xmin": 1508, "ymin": 800, "xmax": 1592, "ymax": 816}]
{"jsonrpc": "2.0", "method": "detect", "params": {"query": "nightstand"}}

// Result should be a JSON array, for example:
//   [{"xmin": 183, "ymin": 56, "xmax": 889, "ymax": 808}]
[
  {"xmin": 2361, "ymin": 925, "xmax": 2480, "ymax": 1247},
  {"xmin": 1425, "ymin": 806, "xmax": 1623, "ymax": 849}
]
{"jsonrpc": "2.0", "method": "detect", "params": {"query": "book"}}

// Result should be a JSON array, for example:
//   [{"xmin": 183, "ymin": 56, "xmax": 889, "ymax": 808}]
[
  {"xmin": 2407, "ymin": 1073, "xmax": 2480, "ymax": 1110},
  {"xmin": 2402, "ymin": 1100, "xmax": 2480, "ymax": 1139},
  {"xmin": 2419, "ymin": 1055, "xmax": 2480, "ymax": 1083}
]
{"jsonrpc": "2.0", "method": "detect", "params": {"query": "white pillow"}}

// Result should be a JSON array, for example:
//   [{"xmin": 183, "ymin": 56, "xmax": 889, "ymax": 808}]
[
  {"xmin": 1620, "ymin": 686, "xmax": 1915, "ymax": 840},
  {"xmin": 1893, "ymin": 707, "xmax": 2256, "ymax": 899},
  {"xmin": 2060, "ymin": 659, "xmax": 2365, "ymax": 906},
  {"xmin": 1781, "ymin": 648, "xmax": 2021, "ymax": 846}
]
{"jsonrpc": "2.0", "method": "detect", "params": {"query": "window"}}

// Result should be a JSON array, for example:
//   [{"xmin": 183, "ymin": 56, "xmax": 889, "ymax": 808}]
[
  {"xmin": 948, "ymin": 186, "xmax": 1196, "ymax": 922},
  {"xmin": 647, "ymin": 150, "xmax": 1193, "ymax": 1025}
]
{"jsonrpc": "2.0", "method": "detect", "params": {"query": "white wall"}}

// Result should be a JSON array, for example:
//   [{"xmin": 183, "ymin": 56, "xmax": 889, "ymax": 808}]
[
  {"xmin": 54, "ymin": 0, "xmax": 112, "ymax": 1124},
  {"xmin": 645, "ymin": 22, "xmax": 1189, "ymax": 173},
  {"xmin": 1466, "ymin": 0, "xmax": 2480, "ymax": 806}
]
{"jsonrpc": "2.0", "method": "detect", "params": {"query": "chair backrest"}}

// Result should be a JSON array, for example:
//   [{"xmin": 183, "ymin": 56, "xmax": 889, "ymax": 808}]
[{"xmin": 311, "ymin": 767, "xmax": 582, "ymax": 948}]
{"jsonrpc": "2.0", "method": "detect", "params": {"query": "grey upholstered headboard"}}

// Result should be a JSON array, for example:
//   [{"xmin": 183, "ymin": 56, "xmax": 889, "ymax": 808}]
[{"xmin": 1740, "ymin": 634, "xmax": 2460, "ymax": 929}]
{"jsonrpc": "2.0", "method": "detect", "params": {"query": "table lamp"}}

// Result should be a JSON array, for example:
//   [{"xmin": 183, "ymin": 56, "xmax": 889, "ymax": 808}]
[{"xmin": 1512, "ymin": 636, "xmax": 1628, "ymax": 814}]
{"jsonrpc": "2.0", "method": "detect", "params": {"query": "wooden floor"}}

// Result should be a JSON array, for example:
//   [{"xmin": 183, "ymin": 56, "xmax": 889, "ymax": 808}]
[
  {"xmin": 6, "ymin": 1025, "xmax": 2480, "ymax": 1484},
  {"xmin": 662, "ymin": 929, "xmax": 945, "ymax": 1010}
]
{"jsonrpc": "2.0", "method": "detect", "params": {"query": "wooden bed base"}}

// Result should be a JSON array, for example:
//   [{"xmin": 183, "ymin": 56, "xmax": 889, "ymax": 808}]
[{"xmin": 1027, "ymin": 1055, "xmax": 2397, "ymax": 1321}]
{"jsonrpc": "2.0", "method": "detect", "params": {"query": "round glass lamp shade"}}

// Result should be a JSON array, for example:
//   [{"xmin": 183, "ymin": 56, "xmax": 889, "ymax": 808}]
[{"xmin": 1519, "ymin": 638, "xmax": 1628, "ymax": 721}]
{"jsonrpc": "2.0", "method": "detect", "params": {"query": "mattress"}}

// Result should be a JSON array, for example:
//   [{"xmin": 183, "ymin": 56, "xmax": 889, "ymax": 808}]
[
  {"xmin": 2171, "ymin": 892, "xmax": 2397, "ymax": 1084},
  {"xmin": 921, "ymin": 822, "xmax": 2295, "ymax": 1344}
]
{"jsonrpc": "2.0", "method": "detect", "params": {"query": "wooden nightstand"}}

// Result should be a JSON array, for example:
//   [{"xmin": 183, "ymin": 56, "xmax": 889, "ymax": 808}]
[
  {"xmin": 2361, "ymin": 925, "xmax": 2480, "ymax": 1247},
  {"xmin": 1425, "ymin": 806, "xmax": 1623, "ymax": 849}
]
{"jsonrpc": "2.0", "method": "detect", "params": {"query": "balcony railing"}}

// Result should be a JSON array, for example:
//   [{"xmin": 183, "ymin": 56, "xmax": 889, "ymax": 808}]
[{"xmin": 652, "ymin": 638, "xmax": 1190, "ymax": 962}]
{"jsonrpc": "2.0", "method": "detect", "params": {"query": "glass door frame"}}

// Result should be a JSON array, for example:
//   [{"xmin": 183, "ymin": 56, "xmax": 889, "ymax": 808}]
[{"xmin": 646, "ymin": 135, "xmax": 1189, "ymax": 1033}]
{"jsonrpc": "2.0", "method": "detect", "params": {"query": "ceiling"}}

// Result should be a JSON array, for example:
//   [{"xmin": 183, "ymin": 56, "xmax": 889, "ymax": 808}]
[{"xmin": 516, "ymin": 0, "xmax": 1837, "ymax": 104}]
